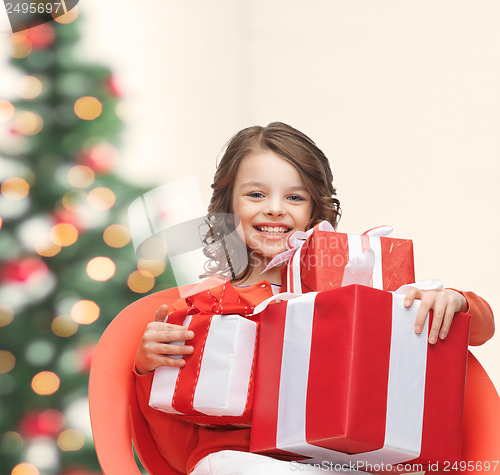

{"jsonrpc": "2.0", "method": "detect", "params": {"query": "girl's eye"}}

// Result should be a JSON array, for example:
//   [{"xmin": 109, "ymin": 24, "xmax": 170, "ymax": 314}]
[
  {"xmin": 288, "ymin": 194, "xmax": 305, "ymax": 202},
  {"xmin": 248, "ymin": 192, "xmax": 265, "ymax": 198}
]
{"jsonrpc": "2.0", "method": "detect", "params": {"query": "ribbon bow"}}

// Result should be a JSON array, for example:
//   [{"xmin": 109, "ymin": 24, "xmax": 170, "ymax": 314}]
[{"xmin": 167, "ymin": 279, "xmax": 255, "ymax": 325}]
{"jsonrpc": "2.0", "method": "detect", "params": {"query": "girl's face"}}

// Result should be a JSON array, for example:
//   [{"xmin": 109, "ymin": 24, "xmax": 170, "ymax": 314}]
[{"xmin": 231, "ymin": 150, "xmax": 313, "ymax": 262}]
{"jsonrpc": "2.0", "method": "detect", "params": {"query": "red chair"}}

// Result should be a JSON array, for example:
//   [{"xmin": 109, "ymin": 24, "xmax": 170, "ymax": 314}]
[
  {"xmin": 89, "ymin": 286, "xmax": 192, "ymax": 475},
  {"xmin": 461, "ymin": 352, "xmax": 500, "ymax": 462}
]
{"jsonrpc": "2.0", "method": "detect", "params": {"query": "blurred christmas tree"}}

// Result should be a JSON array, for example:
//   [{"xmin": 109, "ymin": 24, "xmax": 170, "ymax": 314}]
[{"xmin": 0, "ymin": 9, "xmax": 176, "ymax": 475}]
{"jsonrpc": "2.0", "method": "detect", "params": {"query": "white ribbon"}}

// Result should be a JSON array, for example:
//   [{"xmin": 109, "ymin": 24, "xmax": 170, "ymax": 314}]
[{"xmin": 275, "ymin": 290, "xmax": 429, "ymax": 465}]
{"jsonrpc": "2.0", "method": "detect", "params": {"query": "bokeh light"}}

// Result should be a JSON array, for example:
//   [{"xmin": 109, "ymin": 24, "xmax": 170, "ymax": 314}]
[
  {"xmin": 127, "ymin": 270, "xmax": 155, "ymax": 293},
  {"xmin": 137, "ymin": 258, "xmax": 166, "ymax": 277},
  {"xmin": 66, "ymin": 165, "xmax": 95, "ymax": 189},
  {"xmin": 65, "ymin": 396, "xmax": 92, "ymax": 437},
  {"xmin": 11, "ymin": 462, "xmax": 39, "ymax": 475},
  {"xmin": 13, "ymin": 111, "xmax": 44, "ymax": 135},
  {"xmin": 1, "ymin": 177, "xmax": 30, "ymax": 200},
  {"xmin": 115, "ymin": 100, "xmax": 132, "ymax": 122},
  {"xmin": 86, "ymin": 257, "xmax": 116, "ymax": 281},
  {"xmin": 103, "ymin": 224, "xmax": 131, "ymax": 248},
  {"xmin": 0, "ymin": 350, "xmax": 16, "ymax": 374},
  {"xmin": 0, "ymin": 100, "xmax": 15, "ymax": 122},
  {"xmin": 58, "ymin": 348, "xmax": 80, "ymax": 374},
  {"xmin": 0, "ymin": 197, "xmax": 30, "ymax": 220},
  {"xmin": 24, "ymin": 409, "xmax": 65, "ymax": 437},
  {"xmin": 9, "ymin": 35, "xmax": 32, "ymax": 59},
  {"xmin": 51, "ymin": 315, "xmax": 78, "ymax": 338},
  {"xmin": 31, "ymin": 371, "xmax": 60, "ymax": 396},
  {"xmin": 25, "ymin": 341, "xmax": 55, "ymax": 366},
  {"xmin": 18, "ymin": 216, "xmax": 53, "ymax": 255},
  {"xmin": 0, "ymin": 305, "xmax": 15, "ymax": 327},
  {"xmin": 79, "ymin": 141, "xmax": 118, "ymax": 173},
  {"xmin": 18, "ymin": 76, "xmax": 43, "ymax": 100},
  {"xmin": 87, "ymin": 187, "xmax": 116, "ymax": 211},
  {"xmin": 57, "ymin": 429, "xmax": 85, "ymax": 451},
  {"xmin": 50, "ymin": 223, "xmax": 78, "ymax": 247},
  {"xmin": 74, "ymin": 96, "xmax": 102, "ymax": 121},
  {"xmin": 34, "ymin": 240, "xmax": 61, "ymax": 258},
  {"xmin": 70, "ymin": 300, "xmax": 100, "ymax": 325},
  {"xmin": 25, "ymin": 438, "xmax": 59, "ymax": 470}
]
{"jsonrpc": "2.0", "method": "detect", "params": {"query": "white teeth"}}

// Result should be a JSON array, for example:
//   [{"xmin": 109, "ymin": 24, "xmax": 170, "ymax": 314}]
[{"xmin": 256, "ymin": 226, "xmax": 290, "ymax": 234}]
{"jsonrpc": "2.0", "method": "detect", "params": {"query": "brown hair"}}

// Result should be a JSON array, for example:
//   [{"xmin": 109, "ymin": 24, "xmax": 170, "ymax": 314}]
[{"xmin": 201, "ymin": 122, "xmax": 341, "ymax": 282}]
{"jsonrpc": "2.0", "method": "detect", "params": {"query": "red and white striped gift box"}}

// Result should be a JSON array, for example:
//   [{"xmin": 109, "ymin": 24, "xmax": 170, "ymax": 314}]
[
  {"xmin": 149, "ymin": 284, "xmax": 257, "ymax": 425},
  {"xmin": 250, "ymin": 284, "xmax": 470, "ymax": 469}
]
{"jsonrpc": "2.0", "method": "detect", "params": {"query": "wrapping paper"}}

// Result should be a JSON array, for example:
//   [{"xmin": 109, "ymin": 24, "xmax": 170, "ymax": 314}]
[{"xmin": 250, "ymin": 284, "xmax": 470, "ymax": 468}]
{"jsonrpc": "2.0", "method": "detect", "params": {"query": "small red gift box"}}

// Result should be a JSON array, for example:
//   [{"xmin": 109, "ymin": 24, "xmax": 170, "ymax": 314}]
[
  {"xmin": 250, "ymin": 285, "xmax": 470, "ymax": 469},
  {"xmin": 149, "ymin": 282, "xmax": 258, "ymax": 425},
  {"xmin": 267, "ymin": 222, "xmax": 415, "ymax": 293}
]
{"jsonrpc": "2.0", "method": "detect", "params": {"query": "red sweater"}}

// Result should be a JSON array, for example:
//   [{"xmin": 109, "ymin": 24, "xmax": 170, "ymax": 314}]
[{"xmin": 134, "ymin": 283, "xmax": 496, "ymax": 474}]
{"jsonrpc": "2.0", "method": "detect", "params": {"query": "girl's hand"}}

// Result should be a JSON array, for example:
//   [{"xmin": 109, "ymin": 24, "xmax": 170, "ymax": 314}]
[
  {"xmin": 404, "ymin": 288, "xmax": 467, "ymax": 344},
  {"xmin": 134, "ymin": 304, "xmax": 195, "ymax": 375}
]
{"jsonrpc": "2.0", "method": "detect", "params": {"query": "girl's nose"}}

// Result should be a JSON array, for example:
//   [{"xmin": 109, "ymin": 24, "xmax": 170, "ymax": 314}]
[{"xmin": 264, "ymin": 198, "xmax": 285, "ymax": 216}]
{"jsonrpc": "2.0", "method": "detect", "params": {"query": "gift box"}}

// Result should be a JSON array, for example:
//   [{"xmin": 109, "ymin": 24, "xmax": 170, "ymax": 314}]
[
  {"xmin": 267, "ymin": 221, "xmax": 415, "ymax": 293},
  {"xmin": 149, "ymin": 282, "xmax": 257, "ymax": 425},
  {"xmin": 250, "ymin": 284, "xmax": 470, "ymax": 469}
]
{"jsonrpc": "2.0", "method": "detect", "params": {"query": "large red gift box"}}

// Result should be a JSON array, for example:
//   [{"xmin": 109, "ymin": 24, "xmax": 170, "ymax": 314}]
[
  {"xmin": 268, "ymin": 222, "xmax": 414, "ymax": 293},
  {"xmin": 250, "ymin": 285, "xmax": 470, "ymax": 469}
]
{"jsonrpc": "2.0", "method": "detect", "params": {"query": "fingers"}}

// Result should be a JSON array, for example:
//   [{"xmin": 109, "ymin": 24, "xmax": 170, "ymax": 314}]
[
  {"xmin": 404, "ymin": 286, "xmax": 421, "ymax": 309},
  {"xmin": 404, "ymin": 287, "xmax": 428, "ymax": 334},
  {"xmin": 406, "ymin": 288, "xmax": 460, "ymax": 344},
  {"xmin": 155, "ymin": 304, "xmax": 169, "ymax": 322},
  {"xmin": 150, "ymin": 341, "xmax": 194, "ymax": 368},
  {"xmin": 438, "ymin": 305, "xmax": 456, "ymax": 341},
  {"xmin": 154, "ymin": 341, "xmax": 194, "ymax": 357},
  {"xmin": 427, "ymin": 297, "xmax": 446, "ymax": 344},
  {"xmin": 413, "ymin": 296, "xmax": 432, "ymax": 337},
  {"xmin": 140, "ymin": 351, "xmax": 189, "ymax": 370},
  {"xmin": 135, "ymin": 321, "xmax": 195, "ymax": 373},
  {"xmin": 150, "ymin": 324, "xmax": 194, "ymax": 343}
]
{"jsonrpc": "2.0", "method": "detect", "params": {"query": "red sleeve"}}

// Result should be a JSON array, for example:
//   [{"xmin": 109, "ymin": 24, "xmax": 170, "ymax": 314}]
[{"xmin": 452, "ymin": 290, "xmax": 495, "ymax": 346}]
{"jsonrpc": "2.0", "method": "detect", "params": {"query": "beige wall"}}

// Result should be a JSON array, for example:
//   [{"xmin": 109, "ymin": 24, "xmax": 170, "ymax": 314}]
[{"xmin": 3, "ymin": 1, "xmax": 498, "ymax": 390}]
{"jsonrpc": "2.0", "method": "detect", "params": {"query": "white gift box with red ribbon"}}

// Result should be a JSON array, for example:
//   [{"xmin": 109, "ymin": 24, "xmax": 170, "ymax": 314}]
[{"xmin": 148, "ymin": 284, "xmax": 258, "ymax": 425}]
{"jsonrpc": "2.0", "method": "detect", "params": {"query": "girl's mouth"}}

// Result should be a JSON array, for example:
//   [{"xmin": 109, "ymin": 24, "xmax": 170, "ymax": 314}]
[{"xmin": 253, "ymin": 225, "xmax": 292, "ymax": 235}]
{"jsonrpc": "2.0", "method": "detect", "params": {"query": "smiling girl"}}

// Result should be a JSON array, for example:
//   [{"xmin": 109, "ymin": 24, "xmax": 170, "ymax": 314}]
[{"xmin": 133, "ymin": 122, "xmax": 495, "ymax": 475}]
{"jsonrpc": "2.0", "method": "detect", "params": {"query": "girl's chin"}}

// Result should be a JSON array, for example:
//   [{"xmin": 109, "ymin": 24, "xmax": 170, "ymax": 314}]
[{"xmin": 249, "ymin": 245, "xmax": 287, "ymax": 261}]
